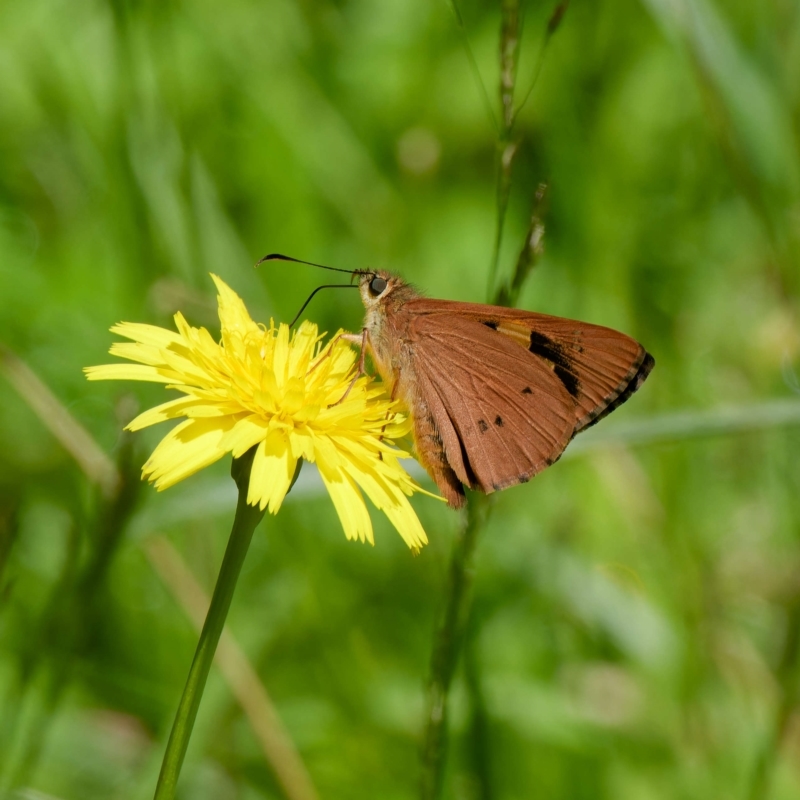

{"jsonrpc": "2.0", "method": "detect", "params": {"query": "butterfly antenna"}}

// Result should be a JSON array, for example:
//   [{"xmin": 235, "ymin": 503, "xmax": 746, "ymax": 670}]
[
  {"xmin": 256, "ymin": 252, "xmax": 359, "ymax": 276},
  {"xmin": 288, "ymin": 284, "xmax": 359, "ymax": 328}
]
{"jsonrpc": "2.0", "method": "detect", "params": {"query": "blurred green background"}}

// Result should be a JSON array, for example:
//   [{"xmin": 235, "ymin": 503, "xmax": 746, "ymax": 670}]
[{"xmin": 2, "ymin": 0, "xmax": 800, "ymax": 798}]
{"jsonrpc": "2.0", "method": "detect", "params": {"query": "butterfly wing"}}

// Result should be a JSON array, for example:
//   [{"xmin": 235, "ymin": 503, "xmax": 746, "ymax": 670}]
[
  {"xmin": 393, "ymin": 300, "xmax": 653, "ymax": 505},
  {"xmin": 407, "ymin": 299, "xmax": 654, "ymax": 433},
  {"xmin": 406, "ymin": 314, "xmax": 577, "ymax": 504}
]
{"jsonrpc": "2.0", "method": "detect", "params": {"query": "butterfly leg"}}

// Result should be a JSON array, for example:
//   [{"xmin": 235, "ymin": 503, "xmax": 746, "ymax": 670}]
[
  {"xmin": 373, "ymin": 380, "xmax": 402, "ymax": 461},
  {"xmin": 339, "ymin": 329, "xmax": 368, "ymax": 374},
  {"xmin": 307, "ymin": 330, "xmax": 367, "ymax": 403},
  {"xmin": 331, "ymin": 329, "xmax": 369, "ymax": 405},
  {"xmin": 306, "ymin": 332, "xmax": 350, "ymax": 377}
]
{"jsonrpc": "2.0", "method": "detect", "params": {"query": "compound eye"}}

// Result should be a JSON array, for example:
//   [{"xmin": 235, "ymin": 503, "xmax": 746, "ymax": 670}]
[{"xmin": 369, "ymin": 276, "xmax": 388, "ymax": 296}]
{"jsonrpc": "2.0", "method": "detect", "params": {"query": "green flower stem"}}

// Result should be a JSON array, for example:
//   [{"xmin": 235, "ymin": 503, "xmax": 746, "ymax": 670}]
[
  {"xmin": 154, "ymin": 448, "xmax": 265, "ymax": 800},
  {"xmin": 420, "ymin": 493, "xmax": 492, "ymax": 800}
]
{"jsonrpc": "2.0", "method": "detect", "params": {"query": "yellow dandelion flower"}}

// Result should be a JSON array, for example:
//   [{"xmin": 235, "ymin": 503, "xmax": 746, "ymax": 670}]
[{"xmin": 85, "ymin": 274, "xmax": 434, "ymax": 550}]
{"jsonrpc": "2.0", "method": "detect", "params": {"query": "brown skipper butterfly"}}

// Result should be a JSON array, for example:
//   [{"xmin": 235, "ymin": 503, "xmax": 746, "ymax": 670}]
[{"xmin": 262, "ymin": 255, "xmax": 654, "ymax": 508}]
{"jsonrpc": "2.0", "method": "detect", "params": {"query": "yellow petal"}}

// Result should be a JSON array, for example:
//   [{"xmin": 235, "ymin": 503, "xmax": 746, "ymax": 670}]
[
  {"xmin": 84, "ymin": 364, "xmax": 175, "ymax": 383},
  {"xmin": 219, "ymin": 414, "xmax": 270, "ymax": 458},
  {"xmin": 109, "ymin": 342, "xmax": 169, "ymax": 367},
  {"xmin": 272, "ymin": 323, "xmax": 290, "ymax": 387},
  {"xmin": 159, "ymin": 346, "xmax": 211, "ymax": 387},
  {"xmin": 126, "ymin": 396, "xmax": 215, "ymax": 431},
  {"xmin": 318, "ymin": 460, "xmax": 374, "ymax": 544},
  {"xmin": 288, "ymin": 321, "xmax": 319, "ymax": 376},
  {"xmin": 340, "ymin": 460, "xmax": 427, "ymax": 550},
  {"xmin": 247, "ymin": 429, "xmax": 297, "ymax": 513},
  {"xmin": 377, "ymin": 492, "xmax": 429, "ymax": 551},
  {"xmin": 109, "ymin": 322, "xmax": 183, "ymax": 347},
  {"xmin": 143, "ymin": 417, "xmax": 235, "ymax": 490},
  {"xmin": 287, "ymin": 427, "xmax": 315, "ymax": 461},
  {"xmin": 211, "ymin": 274, "xmax": 260, "ymax": 338}
]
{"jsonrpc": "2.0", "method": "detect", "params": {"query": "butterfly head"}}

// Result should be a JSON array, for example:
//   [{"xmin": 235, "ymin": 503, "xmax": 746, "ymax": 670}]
[
  {"xmin": 356, "ymin": 269, "xmax": 403, "ymax": 311},
  {"xmin": 356, "ymin": 270, "xmax": 421, "ymax": 357}
]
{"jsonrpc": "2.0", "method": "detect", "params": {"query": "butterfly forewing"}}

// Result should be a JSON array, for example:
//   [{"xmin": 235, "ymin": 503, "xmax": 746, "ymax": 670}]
[{"xmin": 406, "ymin": 299, "xmax": 653, "ymax": 434}]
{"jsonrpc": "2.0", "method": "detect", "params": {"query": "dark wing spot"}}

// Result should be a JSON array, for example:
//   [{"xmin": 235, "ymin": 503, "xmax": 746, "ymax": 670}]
[
  {"xmin": 494, "ymin": 415, "xmax": 503, "ymax": 427},
  {"xmin": 528, "ymin": 331, "xmax": 556, "ymax": 357},
  {"xmin": 521, "ymin": 386, "xmax": 533, "ymax": 395},
  {"xmin": 554, "ymin": 365, "xmax": 580, "ymax": 398},
  {"xmin": 478, "ymin": 419, "xmax": 489, "ymax": 433},
  {"xmin": 483, "ymin": 321, "xmax": 498, "ymax": 330},
  {"xmin": 529, "ymin": 331, "xmax": 581, "ymax": 398}
]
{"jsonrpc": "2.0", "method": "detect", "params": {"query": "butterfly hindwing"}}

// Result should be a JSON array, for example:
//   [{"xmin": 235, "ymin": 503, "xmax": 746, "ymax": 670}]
[{"xmin": 408, "ymin": 314, "xmax": 576, "ymax": 499}]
